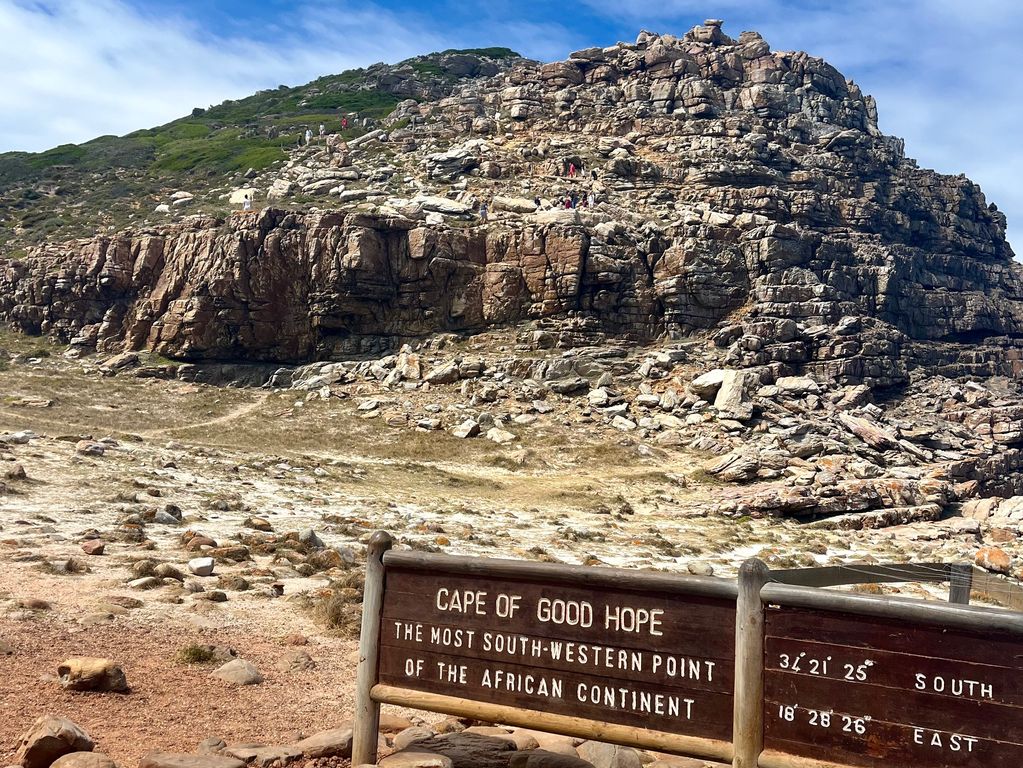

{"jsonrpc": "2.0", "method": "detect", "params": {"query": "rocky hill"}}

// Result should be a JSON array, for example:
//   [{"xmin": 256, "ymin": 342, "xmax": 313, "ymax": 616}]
[
  {"xmin": 1, "ymin": 20, "xmax": 1019, "ymax": 385},
  {"xmin": 0, "ymin": 47, "xmax": 523, "ymax": 248}
]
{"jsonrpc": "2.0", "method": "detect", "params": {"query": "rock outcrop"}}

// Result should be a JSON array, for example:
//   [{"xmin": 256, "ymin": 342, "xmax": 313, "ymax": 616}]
[{"xmin": 0, "ymin": 21, "xmax": 1020, "ymax": 387}]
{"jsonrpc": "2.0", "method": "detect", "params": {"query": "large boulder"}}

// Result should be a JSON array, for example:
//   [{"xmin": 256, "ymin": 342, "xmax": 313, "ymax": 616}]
[
  {"xmin": 50, "ymin": 754, "xmax": 116, "ymax": 768},
  {"xmin": 291, "ymin": 727, "xmax": 353, "ymax": 758},
  {"xmin": 14, "ymin": 716, "xmax": 94, "ymax": 768},
  {"xmin": 139, "ymin": 755, "xmax": 246, "ymax": 768}
]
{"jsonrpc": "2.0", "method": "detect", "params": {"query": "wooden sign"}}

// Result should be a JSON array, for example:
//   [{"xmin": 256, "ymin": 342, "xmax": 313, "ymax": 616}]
[
  {"xmin": 379, "ymin": 566, "xmax": 736, "ymax": 738},
  {"xmin": 353, "ymin": 533, "xmax": 741, "ymax": 765},
  {"xmin": 761, "ymin": 590, "xmax": 1023, "ymax": 768},
  {"xmin": 352, "ymin": 532, "xmax": 1023, "ymax": 768}
]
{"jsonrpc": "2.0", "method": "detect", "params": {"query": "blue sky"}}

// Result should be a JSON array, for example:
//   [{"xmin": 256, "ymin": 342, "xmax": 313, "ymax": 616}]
[{"xmin": 3, "ymin": 0, "xmax": 1021, "ymax": 250}]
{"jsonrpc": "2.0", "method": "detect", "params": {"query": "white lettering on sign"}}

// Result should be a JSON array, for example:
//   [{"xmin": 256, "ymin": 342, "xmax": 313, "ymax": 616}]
[
  {"xmin": 575, "ymin": 683, "xmax": 694, "ymax": 718},
  {"xmin": 913, "ymin": 728, "xmax": 979, "ymax": 753},
  {"xmin": 604, "ymin": 605, "xmax": 665, "ymax": 636},
  {"xmin": 435, "ymin": 661, "xmax": 468, "ymax": 684},
  {"xmin": 651, "ymin": 653, "xmax": 716, "ymax": 682},
  {"xmin": 392, "ymin": 621, "xmax": 423, "ymax": 642},
  {"xmin": 429, "ymin": 626, "xmax": 477, "ymax": 649},
  {"xmin": 481, "ymin": 667, "xmax": 564, "ymax": 697},
  {"xmin": 435, "ymin": 588, "xmax": 488, "ymax": 614},
  {"xmin": 537, "ymin": 598, "xmax": 594, "ymax": 627},
  {"xmin": 914, "ymin": 674, "xmax": 994, "ymax": 699},
  {"xmin": 777, "ymin": 705, "xmax": 871, "ymax": 736}
]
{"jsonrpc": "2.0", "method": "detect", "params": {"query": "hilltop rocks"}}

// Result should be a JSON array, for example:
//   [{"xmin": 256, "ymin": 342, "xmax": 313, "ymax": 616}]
[{"xmin": 0, "ymin": 24, "xmax": 1019, "ymax": 387}]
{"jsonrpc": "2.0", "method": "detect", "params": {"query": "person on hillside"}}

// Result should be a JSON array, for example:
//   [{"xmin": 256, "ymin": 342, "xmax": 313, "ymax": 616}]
[
  {"xmin": 341, "ymin": 116, "xmax": 349, "ymax": 131},
  {"xmin": 587, "ymin": 191, "xmax": 596, "ymax": 208},
  {"xmin": 319, "ymin": 123, "xmax": 325, "ymax": 138},
  {"xmin": 242, "ymin": 195, "xmax": 252, "ymax": 211},
  {"xmin": 569, "ymin": 162, "xmax": 576, "ymax": 178},
  {"xmin": 479, "ymin": 202, "xmax": 489, "ymax": 223},
  {"xmin": 304, "ymin": 128, "xmax": 312, "ymax": 145}
]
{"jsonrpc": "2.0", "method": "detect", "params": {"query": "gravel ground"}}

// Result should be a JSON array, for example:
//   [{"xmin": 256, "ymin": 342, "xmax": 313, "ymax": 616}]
[{"xmin": 0, "ymin": 609, "xmax": 362, "ymax": 767}]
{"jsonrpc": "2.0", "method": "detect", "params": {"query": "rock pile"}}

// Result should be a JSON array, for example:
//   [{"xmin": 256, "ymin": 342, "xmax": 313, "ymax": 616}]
[{"xmin": 10, "ymin": 714, "xmax": 709, "ymax": 768}]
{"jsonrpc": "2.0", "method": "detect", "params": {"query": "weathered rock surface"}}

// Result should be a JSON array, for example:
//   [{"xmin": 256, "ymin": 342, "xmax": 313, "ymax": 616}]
[
  {"xmin": 14, "ymin": 716, "xmax": 94, "ymax": 768},
  {"xmin": 1, "ymin": 22, "xmax": 1019, "ymax": 390},
  {"xmin": 56, "ymin": 657, "xmax": 129, "ymax": 693}
]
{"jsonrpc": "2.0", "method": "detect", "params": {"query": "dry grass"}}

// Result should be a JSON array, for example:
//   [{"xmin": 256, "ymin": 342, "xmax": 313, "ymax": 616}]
[{"xmin": 307, "ymin": 569, "xmax": 366, "ymax": 638}]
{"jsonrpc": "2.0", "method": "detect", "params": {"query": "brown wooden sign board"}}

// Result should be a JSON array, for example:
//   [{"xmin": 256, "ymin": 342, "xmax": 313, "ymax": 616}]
[
  {"xmin": 763, "ymin": 604, "xmax": 1023, "ymax": 768},
  {"xmin": 351, "ymin": 532, "xmax": 1023, "ymax": 768},
  {"xmin": 379, "ymin": 566, "xmax": 737, "ymax": 740}
]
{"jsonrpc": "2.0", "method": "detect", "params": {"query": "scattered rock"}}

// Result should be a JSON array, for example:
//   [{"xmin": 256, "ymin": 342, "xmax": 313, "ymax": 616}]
[
  {"xmin": 188, "ymin": 557, "xmax": 216, "ymax": 577},
  {"xmin": 975, "ymin": 546, "xmax": 1012, "ymax": 574},
  {"xmin": 56, "ymin": 658, "xmax": 129, "ymax": 693},
  {"xmin": 14, "ymin": 716, "xmax": 94, "ymax": 768},
  {"xmin": 292, "ymin": 727, "xmax": 353, "ymax": 759},
  {"xmin": 212, "ymin": 659, "xmax": 263, "ymax": 686},
  {"xmin": 80, "ymin": 541, "xmax": 105, "ymax": 556}
]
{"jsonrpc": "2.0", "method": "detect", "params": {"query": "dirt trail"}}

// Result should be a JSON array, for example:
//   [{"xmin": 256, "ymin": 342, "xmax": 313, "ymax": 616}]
[{"xmin": 139, "ymin": 393, "xmax": 272, "ymax": 437}]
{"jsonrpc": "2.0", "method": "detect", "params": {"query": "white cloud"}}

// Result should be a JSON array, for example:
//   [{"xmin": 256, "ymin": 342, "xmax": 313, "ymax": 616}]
[{"xmin": 0, "ymin": 0, "xmax": 461, "ymax": 152}]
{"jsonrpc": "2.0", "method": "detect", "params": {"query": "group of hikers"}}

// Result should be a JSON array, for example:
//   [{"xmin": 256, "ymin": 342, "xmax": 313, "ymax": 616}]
[
  {"xmin": 302, "ymin": 115, "xmax": 353, "ymax": 146},
  {"xmin": 478, "ymin": 187, "xmax": 599, "ymax": 222}
]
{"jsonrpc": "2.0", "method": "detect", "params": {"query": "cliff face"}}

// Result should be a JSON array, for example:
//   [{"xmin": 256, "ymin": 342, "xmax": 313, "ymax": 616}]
[{"xmin": 1, "ymin": 20, "xmax": 1021, "ymax": 384}]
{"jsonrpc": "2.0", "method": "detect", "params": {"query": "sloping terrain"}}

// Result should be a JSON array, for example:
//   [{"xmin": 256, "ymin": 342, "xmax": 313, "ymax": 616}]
[{"xmin": 0, "ymin": 48, "xmax": 522, "ymax": 248}]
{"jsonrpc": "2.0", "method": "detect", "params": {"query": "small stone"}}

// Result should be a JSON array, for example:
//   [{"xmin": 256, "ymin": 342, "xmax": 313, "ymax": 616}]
[
  {"xmin": 577, "ymin": 742, "xmax": 642, "ymax": 768},
  {"xmin": 188, "ymin": 557, "xmax": 216, "ymax": 577},
  {"xmin": 486, "ymin": 428, "xmax": 516, "ymax": 444},
  {"xmin": 378, "ymin": 750, "xmax": 453, "ymax": 768},
  {"xmin": 3, "ymin": 462, "xmax": 27, "ymax": 480},
  {"xmin": 451, "ymin": 420, "xmax": 480, "ymax": 439},
  {"xmin": 292, "ymin": 727, "xmax": 353, "ymax": 759},
  {"xmin": 139, "ymin": 755, "xmax": 246, "ymax": 768},
  {"xmin": 392, "ymin": 727, "xmax": 435, "ymax": 751},
  {"xmin": 80, "ymin": 540, "xmax": 105, "ymax": 556},
  {"xmin": 276, "ymin": 649, "xmax": 316, "ymax": 673},
  {"xmin": 224, "ymin": 747, "xmax": 301, "ymax": 768},
  {"xmin": 611, "ymin": 415, "xmax": 637, "ymax": 431},
  {"xmin": 212, "ymin": 659, "xmax": 263, "ymax": 685},
  {"xmin": 378, "ymin": 714, "xmax": 415, "ymax": 733},
  {"xmin": 193, "ymin": 590, "xmax": 228, "ymax": 602},
  {"xmin": 687, "ymin": 562, "xmax": 714, "ymax": 576},
  {"xmin": 75, "ymin": 441, "xmax": 105, "ymax": 457},
  {"xmin": 128, "ymin": 577, "xmax": 161, "ymax": 590},
  {"xmin": 509, "ymin": 752, "xmax": 595, "ymax": 768}
]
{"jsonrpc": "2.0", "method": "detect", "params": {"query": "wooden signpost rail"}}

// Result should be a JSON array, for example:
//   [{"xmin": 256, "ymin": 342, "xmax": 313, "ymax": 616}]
[{"xmin": 352, "ymin": 531, "xmax": 1023, "ymax": 768}]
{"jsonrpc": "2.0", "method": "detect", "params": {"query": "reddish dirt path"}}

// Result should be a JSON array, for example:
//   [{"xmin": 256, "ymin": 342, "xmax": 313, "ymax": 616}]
[{"xmin": 0, "ymin": 613, "xmax": 361, "ymax": 767}]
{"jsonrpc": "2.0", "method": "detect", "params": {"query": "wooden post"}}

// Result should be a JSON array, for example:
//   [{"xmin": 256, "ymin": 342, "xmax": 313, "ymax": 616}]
[
  {"xmin": 733, "ymin": 558, "xmax": 770, "ymax": 768},
  {"xmin": 948, "ymin": 563, "xmax": 973, "ymax": 605},
  {"xmin": 352, "ymin": 530, "xmax": 393, "ymax": 766}
]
